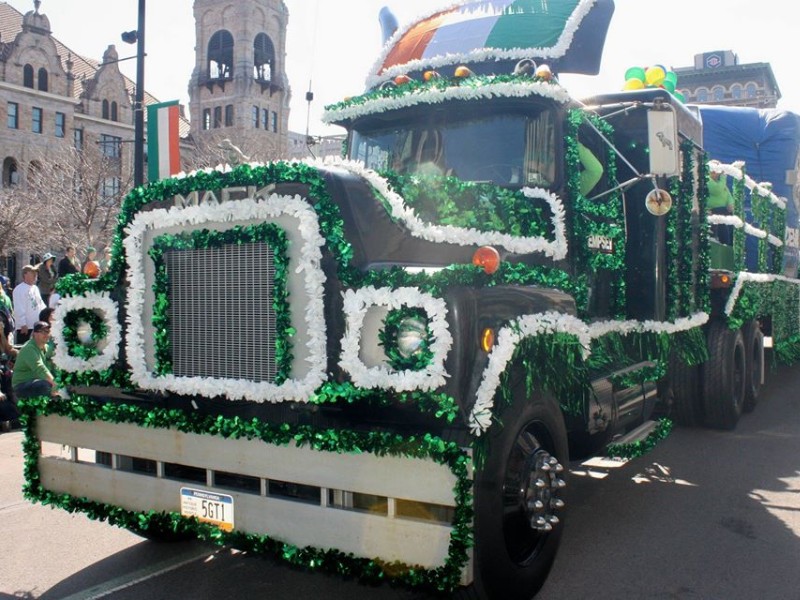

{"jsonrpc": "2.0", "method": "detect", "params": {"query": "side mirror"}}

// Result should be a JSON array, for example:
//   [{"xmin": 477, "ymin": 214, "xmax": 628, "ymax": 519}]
[{"xmin": 647, "ymin": 108, "xmax": 680, "ymax": 177}]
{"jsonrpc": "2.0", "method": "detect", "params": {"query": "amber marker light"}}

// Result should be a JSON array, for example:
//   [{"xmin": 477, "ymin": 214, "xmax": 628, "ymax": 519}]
[
  {"xmin": 394, "ymin": 74, "xmax": 412, "ymax": 85},
  {"xmin": 472, "ymin": 246, "xmax": 501, "ymax": 274},
  {"xmin": 481, "ymin": 328, "xmax": 496, "ymax": 352},
  {"xmin": 454, "ymin": 65, "xmax": 474, "ymax": 79},
  {"xmin": 710, "ymin": 272, "xmax": 733, "ymax": 289}
]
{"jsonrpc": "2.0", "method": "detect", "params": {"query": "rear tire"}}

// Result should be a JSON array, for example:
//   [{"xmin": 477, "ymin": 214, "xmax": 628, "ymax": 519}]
[
  {"xmin": 702, "ymin": 322, "xmax": 745, "ymax": 430},
  {"xmin": 668, "ymin": 352, "xmax": 703, "ymax": 426},
  {"xmin": 465, "ymin": 367, "xmax": 568, "ymax": 600},
  {"xmin": 742, "ymin": 320, "xmax": 764, "ymax": 412}
]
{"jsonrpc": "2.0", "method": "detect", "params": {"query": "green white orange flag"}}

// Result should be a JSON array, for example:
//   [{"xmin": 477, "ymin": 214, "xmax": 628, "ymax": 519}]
[{"xmin": 147, "ymin": 100, "xmax": 181, "ymax": 182}]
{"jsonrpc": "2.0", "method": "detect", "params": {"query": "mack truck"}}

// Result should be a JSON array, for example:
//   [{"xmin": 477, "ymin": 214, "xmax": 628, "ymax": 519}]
[{"xmin": 20, "ymin": 1, "xmax": 800, "ymax": 599}]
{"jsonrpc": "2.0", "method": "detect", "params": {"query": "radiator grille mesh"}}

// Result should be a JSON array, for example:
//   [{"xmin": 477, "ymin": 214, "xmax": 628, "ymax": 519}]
[{"xmin": 164, "ymin": 242, "xmax": 278, "ymax": 382}]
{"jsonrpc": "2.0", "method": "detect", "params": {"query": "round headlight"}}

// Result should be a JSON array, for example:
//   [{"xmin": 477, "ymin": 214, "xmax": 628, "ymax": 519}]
[
  {"xmin": 76, "ymin": 320, "xmax": 94, "ymax": 345},
  {"xmin": 395, "ymin": 316, "xmax": 428, "ymax": 358}
]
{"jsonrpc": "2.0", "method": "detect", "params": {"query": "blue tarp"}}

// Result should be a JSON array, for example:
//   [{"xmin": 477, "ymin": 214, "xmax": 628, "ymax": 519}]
[{"xmin": 698, "ymin": 105, "xmax": 800, "ymax": 275}]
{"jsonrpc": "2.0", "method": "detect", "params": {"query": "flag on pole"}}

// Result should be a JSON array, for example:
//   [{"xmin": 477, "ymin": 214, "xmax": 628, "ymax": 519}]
[{"xmin": 147, "ymin": 101, "xmax": 181, "ymax": 182}]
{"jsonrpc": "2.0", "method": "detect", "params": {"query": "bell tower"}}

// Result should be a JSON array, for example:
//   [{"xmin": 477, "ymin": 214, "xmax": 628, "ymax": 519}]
[{"xmin": 188, "ymin": 0, "xmax": 291, "ymax": 161}]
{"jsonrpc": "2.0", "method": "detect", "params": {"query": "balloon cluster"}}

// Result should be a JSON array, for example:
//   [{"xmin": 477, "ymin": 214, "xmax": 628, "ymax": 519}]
[{"xmin": 623, "ymin": 65, "xmax": 685, "ymax": 102}]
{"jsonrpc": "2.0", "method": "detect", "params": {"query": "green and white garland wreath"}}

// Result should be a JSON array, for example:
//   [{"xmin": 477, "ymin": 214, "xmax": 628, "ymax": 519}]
[
  {"xmin": 363, "ymin": 0, "xmax": 602, "ymax": 88},
  {"xmin": 122, "ymin": 194, "xmax": 328, "ymax": 402},
  {"xmin": 340, "ymin": 286, "xmax": 453, "ymax": 392},
  {"xmin": 724, "ymin": 272, "xmax": 800, "ymax": 316},
  {"xmin": 469, "ymin": 311, "xmax": 710, "ymax": 435},
  {"xmin": 52, "ymin": 292, "xmax": 121, "ymax": 372},
  {"xmin": 314, "ymin": 158, "xmax": 568, "ymax": 259}
]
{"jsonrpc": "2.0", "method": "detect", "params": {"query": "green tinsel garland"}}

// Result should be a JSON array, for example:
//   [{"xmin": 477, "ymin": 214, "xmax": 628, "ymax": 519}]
[
  {"xmin": 606, "ymin": 418, "xmax": 673, "ymax": 459},
  {"xmin": 62, "ymin": 308, "xmax": 108, "ymax": 360},
  {"xmin": 19, "ymin": 394, "xmax": 473, "ymax": 594},
  {"xmin": 378, "ymin": 307, "xmax": 435, "ymax": 372},
  {"xmin": 732, "ymin": 171, "xmax": 747, "ymax": 273},
  {"xmin": 696, "ymin": 159, "xmax": 712, "ymax": 315}
]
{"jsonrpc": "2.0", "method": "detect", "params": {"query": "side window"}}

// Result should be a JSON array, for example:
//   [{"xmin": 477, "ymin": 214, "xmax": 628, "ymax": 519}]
[{"xmin": 524, "ymin": 111, "xmax": 556, "ymax": 187}]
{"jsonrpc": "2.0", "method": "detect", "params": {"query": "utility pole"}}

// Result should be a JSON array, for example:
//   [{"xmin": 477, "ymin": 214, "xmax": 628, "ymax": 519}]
[{"xmin": 133, "ymin": 0, "xmax": 146, "ymax": 187}]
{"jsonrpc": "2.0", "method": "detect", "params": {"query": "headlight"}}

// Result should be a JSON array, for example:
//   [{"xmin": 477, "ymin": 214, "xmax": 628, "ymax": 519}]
[{"xmin": 396, "ymin": 316, "xmax": 428, "ymax": 358}]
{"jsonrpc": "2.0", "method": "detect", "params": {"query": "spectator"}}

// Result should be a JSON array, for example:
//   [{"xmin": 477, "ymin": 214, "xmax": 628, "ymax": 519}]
[
  {"xmin": 82, "ymin": 246, "xmax": 101, "ymax": 278},
  {"xmin": 12, "ymin": 321, "xmax": 56, "ymax": 399},
  {"xmin": 100, "ymin": 247, "xmax": 113, "ymax": 275},
  {"xmin": 36, "ymin": 252, "xmax": 58, "ymax": 307},
  {"xmin": 38, "ymin": 307, "xmax": 57, "ymax": 373},
  {"xmin": 12, "ymin": 265, "xmax": 46, "ymax": 345},
  {"xmin": 58, "ymin": 246, "xmax": 80, "ymax": 277},
  {"xmin": 0, "ymin": 283, "xmax": 18, "ymax": 429}
]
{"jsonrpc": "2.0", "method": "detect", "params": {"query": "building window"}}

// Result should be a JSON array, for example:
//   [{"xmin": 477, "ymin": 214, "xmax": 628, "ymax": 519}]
[
  {"xmin": 102, "ymin": 99, "xmax": 110, "ymax": 119},
  {"xmin": 696, "ymin": 88, "xmax": 709, "ymax": 102},
  {"xmin": 111, "ymin": 101, "xmax": 118, "ymax": 122},
  {"xmin": 7, "ymin": 102, "xmax": 18, "ymax": 129},
  {"xmin": 745, "ymin": 83, "xmax": 758, "ymax": 98},
  {"xmin": 271, "ymin": 111, "xmax": 278, "ymax": 133},
  {"xmin": 37, "ymin": 67, "xmax": 48, "ymax": 92},
  {"xmin": 252, "ymin": 106, "xmax": 260, "ymax": 128},
  {"xmin": 74, "ymin": 127, "xmax": 84, "ymax": 150},
  {"xmin": 101, "ymin": 177, "xmax": 121, "ymax": 200},
  {"xmin": 253, "ymin": 33, "xmax": 275, "ymax": 82},
  {"xmin": 225, "ymin": 104, "xmax": 234, "ymax": 127},
  {"xmin": 100, "ymin": 134, "xmax": 122, "ymax": 158},
  {"xmin": 208, "ymin": 30, "xmax": 234, "ymax": 79},
  {"xmin": 23, "ymin": 64, "xmax": 34, "ymax": 88},
  {"xmin": 213, "ymin": 106, "xmax": 222, "ymax": 128},
  {"xmin": 712, "ymin": 86, "xmax": 725, "ymax": 101},
  {"xmin": 3, "ymin": 158, "xmax": 20, "ymax": 187},
  {"xmin": 731, "ymin": 84, "xmax": 742, "ymax": 100},
  {"xmin": 32, "ymin": 107, "xmax": 43, "ymax": 133},
  {"xmin": 55, "ymin": 112, "xmax": 65, "ymax": 138},
  {"xmin": 203, "ymin": 108, "xmax": 211, "ymax": 130},
  {"xmin": 261, "ymin": 108, "xmax": 268, "ymax": 130}
]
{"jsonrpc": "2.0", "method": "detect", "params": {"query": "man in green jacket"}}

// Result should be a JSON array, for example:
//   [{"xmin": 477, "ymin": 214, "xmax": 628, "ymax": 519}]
[{"xmin": 12, "ymin": 321, "xmax": 56, "ymax": 398}]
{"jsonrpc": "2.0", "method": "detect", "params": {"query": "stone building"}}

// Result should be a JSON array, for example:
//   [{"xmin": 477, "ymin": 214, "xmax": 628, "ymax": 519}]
[
  {"xmin": 188, "ymin": 0, "xmax": 291, "ymax": 161},
  {"xmin": 675, "ymin": 50, "xmax": 780, "ymax": 109}
]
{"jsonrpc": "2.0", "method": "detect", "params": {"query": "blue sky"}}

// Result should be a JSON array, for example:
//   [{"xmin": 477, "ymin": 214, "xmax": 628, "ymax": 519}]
[{"xmin": 7, "ymin": 0, "xmax": 798, "ymax": 136}]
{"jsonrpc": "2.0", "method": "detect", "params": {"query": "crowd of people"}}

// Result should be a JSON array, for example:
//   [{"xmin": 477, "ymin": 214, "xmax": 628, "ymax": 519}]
[{"xmin": 0, "ymin": 245, "xmax": 111, "ymax": 432}]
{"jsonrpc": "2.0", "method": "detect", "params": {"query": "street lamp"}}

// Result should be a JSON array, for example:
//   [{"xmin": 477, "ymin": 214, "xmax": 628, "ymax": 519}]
[{"xmin": 122, "ymin": 0, "xmax": 146, "ymax": 188}]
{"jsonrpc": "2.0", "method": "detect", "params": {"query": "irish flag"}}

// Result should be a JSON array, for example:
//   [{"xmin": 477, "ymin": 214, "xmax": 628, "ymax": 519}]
[{"xmin": 147, "ymin": 101, "xmax": 181, "ymax": 182}]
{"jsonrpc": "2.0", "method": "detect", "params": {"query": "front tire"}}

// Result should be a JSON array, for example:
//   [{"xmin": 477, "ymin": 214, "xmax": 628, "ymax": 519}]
[
  {"xmin": 702, "ymin": 322, "xmax": 745, "ymax": 430},
  {"xmin": 742, "ymin": 320, "xmax": 764, "ymax": 412},
  {"xmin": 468, "ymin": 372, "xmax": 568, "ymax": 600}
]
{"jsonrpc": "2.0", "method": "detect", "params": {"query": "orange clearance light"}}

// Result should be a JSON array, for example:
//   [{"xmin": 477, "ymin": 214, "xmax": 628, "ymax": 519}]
[
  {"xmin": 481, "ymin": 328, "xmax": 496, "ymax": 352},
  {"xmin": 454, "ymin": 65, "xmax": 474, "ymax": 79},
  {"xmin": 534, "ymin": 64, "xmax": 553, "ymax": 81},
  {"xmin": 710, "ymin": 272, "xmax": 733, "ymax": 289},
  {"xmin": 423, "ymin": 70, "xmax": 441, "ymax": 81},
  {"xmin": 394, "ymin": 74, "xmax": 412, "ymax": 86},
  {"xmin": 472, "ymin": 246, "xmax": 501, "ymax": 274}
]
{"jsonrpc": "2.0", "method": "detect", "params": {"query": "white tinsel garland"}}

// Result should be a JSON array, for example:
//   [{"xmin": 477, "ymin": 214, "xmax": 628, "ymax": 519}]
[
  {"xmin": 339, "ymin": 286, "xmax": 453, "ymax": 392},
  {"xmin": 122, "ymin": 194, "xmax": 328, "ymax": 403},
  {"xmin": 52, "ymin": 292, "xmax": 121, "ymax": 373}
]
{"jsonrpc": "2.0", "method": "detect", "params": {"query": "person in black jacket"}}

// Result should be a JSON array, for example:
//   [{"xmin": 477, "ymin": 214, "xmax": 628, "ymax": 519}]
[{"xmin": 57, "ymin": 246, "xmax": 80, "ymax": 277}]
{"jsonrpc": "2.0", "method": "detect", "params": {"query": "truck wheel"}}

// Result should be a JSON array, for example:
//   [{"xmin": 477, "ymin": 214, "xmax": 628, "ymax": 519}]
[
  {"xmin": 702, "ymin": 322, "xmax": 746, "ymax": 430},
  {"xmin": 742, "ymin": 321, "xmax": 764, "ymax": 412},
  {"xmin": 467, "ymin": 372, "xmax": 568, "ymax": 600},
  {"xmin": 668, "ymin": 352, "xmax": 703, "ymax": 426}
]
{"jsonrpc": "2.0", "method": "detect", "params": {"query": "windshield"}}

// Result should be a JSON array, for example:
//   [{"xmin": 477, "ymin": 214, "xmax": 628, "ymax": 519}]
[{"xmin": 350, "ymin": 109, "xmax": 557, "ymax": 188}]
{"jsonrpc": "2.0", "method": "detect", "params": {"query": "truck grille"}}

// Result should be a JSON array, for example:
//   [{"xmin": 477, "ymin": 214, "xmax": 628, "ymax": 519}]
[{"xmin": 164, "ymin": 242, "xmax": 278, "ymax": 382}]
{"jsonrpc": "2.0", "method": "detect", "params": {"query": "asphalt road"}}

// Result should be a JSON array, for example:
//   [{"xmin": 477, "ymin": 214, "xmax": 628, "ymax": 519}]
[{"xmin": 1, "ymin": 365, "xmax": 799, "ymax": 599}]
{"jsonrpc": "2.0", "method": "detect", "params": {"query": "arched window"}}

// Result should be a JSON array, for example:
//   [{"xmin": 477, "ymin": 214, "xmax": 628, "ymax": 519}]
[
  {"xmin": 23, "ymin": 64, "xmax": 34, "ymax": 88},
  {"xmin": 2, "ymin": 158, "xmax": 20, "ymax": 187},
  {"xmin": 731, "ymin": 84, "xmax": 742, "ymax": 100},
  {"xmin": 745, "ymin": 83, "xmax": 758, "ymax": 99},
  {"xmin": 696, "ymin": 88, "xmax": 709, "ymax": 103},
  {"xmin": 37, "ymin": 67, "xmax": 48, "ymax": 91},
  {"xmin": 111, "ymin": 101, "xmax": 118, "ymax": 122},
  {"xmin": 208, "ymin": 30, "xmax": 234, "ymax": 79},
  {"xmin": 712, "ymin": 86, "xmax": 725, "ymax": 101},
  {"xmin": 102, "ymin": 99, "xmax": 110, "ymax": 119},
  {"xmin": 253, "ymin": 33, "xmax": 275, "ymax": 82}
]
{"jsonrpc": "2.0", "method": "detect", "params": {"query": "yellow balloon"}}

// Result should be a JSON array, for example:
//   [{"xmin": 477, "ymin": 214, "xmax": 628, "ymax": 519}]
[
  {"xmin": 623, "ymin": 77, "xmax": 645, "ymax": 90},
  {"xmin": 645, "ymin": 66, "xmax": 666, "ymax": 87}
]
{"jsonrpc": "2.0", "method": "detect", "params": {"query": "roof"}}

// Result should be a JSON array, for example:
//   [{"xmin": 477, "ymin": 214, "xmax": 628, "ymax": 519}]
[{"xmin": 0, "ymin": 1, "xmax": 190, "ymax": 137}]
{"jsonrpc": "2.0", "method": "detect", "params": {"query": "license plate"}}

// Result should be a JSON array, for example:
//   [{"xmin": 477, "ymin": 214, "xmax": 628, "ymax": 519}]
[{"xmin": 180, "ymin": 487, "xmax": 234, "ymax": 532}]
